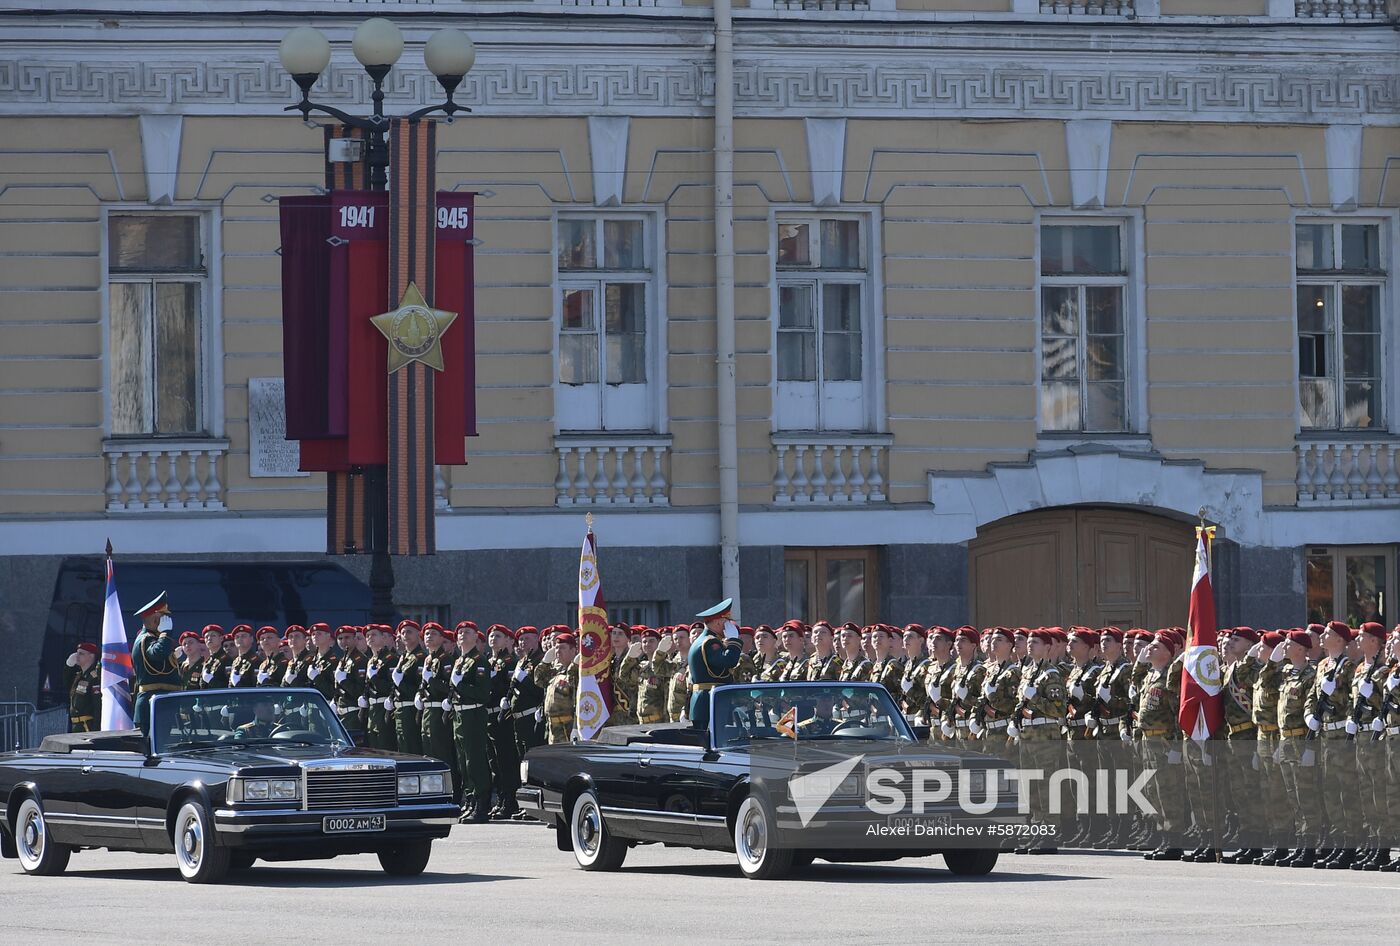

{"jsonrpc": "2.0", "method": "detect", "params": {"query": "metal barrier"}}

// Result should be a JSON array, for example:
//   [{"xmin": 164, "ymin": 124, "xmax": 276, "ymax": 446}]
[
  {"xmin": 1, "ymin": 702, "xmax": 38, "ymax": 751},
  {"xmin": 33, "ymin": 707, "xmax": 70, "ymax": 746}
]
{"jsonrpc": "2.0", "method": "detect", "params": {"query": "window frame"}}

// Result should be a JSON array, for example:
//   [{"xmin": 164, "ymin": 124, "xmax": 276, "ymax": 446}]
[
  {"xmin": 1292, "ymin": 214, "xmax": 1392, "ymax": 433},
  {"xmin": 1035, "ymin": 215, "xmax": 1138, "ymax": 436},
  {"xmin": 552, "ymin": 209, "xmax": 665, "ymax": 433},
  {"xmin": 770, "ymin": 208, "xmax": 884, "ymax": 433},
  {"xmin": 1303, "ymin": 545, "xmax": 1395, "ymax": 629},
  {"xmin": 783, "ymin": 546, "xmax": 880, "ymax": 627},
  {"xmin": 100, "ymin": 204, "xmax": 222, "ymax": 440}
]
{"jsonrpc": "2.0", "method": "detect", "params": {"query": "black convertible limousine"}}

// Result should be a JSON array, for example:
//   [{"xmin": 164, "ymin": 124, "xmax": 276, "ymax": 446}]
[
  {"xmin": 517, "ymin": 681, "xmax": 1024, "ymax": 879},
  {"xmin": 0, "ymin": 689, "xmax": 457, "ymax": 883}
]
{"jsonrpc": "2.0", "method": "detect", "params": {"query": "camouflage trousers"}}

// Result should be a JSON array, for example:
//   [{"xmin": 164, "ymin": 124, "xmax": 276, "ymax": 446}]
[
  {"xmin": 1140, "ymin": 739, "xmax": 1185, "ymax": 846},
  {"xmin": 1354, "ymin": 736, "xmax": 1387, "ymax": 847},
  {"xmin": 1388, "ymin": 740, "xmax": 1400, "ymax": 848},
  {"xmin": 546, "ymin": 713, "xmax": 574, "ymax": 745},
  {"xmin": 1224, "ymin": 733, "xmax": 1267, "ymax": 850},
  {"xmin": 1277, "ymin": 735, "xmax": 1320, "ymax": 847},
  {"xmin": 1254, "ymin": 730, "xmax": 1286, "ymax": 847},
  {"xmin": 1319, "ymin": 732, "xmax": 1360, "ymax": 848}
]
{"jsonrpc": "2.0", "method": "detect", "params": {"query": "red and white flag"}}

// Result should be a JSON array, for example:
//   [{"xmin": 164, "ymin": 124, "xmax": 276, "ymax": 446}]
[
  {"xmin": 575, "ymin": 522, "xmax": 613, "ymax": 740},
  {"xmin": 1179, "ymin": 526, "xmax": 1224, "ymax": 742}
]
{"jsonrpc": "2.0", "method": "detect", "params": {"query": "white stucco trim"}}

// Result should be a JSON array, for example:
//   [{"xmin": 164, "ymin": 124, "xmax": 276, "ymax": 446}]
[
  {"xmin": 804, "ymin": 117, "xmax": 846, "ymax": 209},
  {"xmin": 1064, "ymin": 119, "xmax": 1112, "ymax": 211},
  {"xmin": 1324, "ymin": 124, "xmax": 1363, "ymax": 213},
  {"xmin": 587, "ymin": 115, "xmax": 630, "ymax": 209},
  {"xmin": 137, "ymin": 114, "xmax": 183, "ymax": 206}
]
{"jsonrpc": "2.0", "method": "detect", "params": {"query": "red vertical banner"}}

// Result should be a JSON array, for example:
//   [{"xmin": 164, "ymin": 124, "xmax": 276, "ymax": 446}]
[
  {"xmin": 433, "ymin": 191, "xmax": 477, "ymax": 465},
  {"xmin": 331, "ymin": 190, "xmax": 391, "ymax": 465}
]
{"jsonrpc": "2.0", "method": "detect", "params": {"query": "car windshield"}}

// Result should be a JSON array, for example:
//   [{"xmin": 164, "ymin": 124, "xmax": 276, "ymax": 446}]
[
  {"xmin": 712, "ymin": 684, "xmax": 915, "ymax": 748},
  {"xmin": 151, "ymin": 690, "xmax": 347, "ymax": 754}
]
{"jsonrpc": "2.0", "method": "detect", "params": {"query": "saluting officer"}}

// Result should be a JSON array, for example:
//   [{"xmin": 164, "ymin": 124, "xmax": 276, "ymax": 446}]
[
  {"xmin": 64, "ymin": 642, "xmax": 102, "ymax": 732},
  {"xmin": 130, "ymin": 592, "xmax": 181, "ymax": 731},
  {"xmin": 609, "ymin": 625, "xmax": 640, "ymax": 726},
  {"xmin": 628, "ymin": 628, "xmax": 673, "ymax": 725},
  {"xmin": 687, "ymin": 600, "xmax": 744, "ymax": 730}
]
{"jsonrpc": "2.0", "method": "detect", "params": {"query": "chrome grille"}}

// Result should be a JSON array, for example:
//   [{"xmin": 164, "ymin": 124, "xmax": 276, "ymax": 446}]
[{"xmin": 305, "ymin": 766, "xmax": 397, "ymax": 811}]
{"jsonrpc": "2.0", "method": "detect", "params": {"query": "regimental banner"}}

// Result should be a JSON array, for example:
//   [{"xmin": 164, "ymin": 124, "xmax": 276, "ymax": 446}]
[
  {"xmin": 576, "ymin": 524, "xmax": 613, "ymax": 740},
  {"xmin": 1179, "ymin": 526, "xmax": 1224, "ymax": 742}
]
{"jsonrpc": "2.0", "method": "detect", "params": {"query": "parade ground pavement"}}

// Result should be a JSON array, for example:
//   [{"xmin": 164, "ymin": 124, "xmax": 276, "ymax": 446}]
[{"xmin": 5, "ymin": 821, "xmax": 1397, "ymax": 945}]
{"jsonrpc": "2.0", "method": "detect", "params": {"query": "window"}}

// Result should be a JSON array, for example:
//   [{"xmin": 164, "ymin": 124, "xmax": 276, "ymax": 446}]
[
  {"xmin": 783, "ymin": 547, "xmax": 879, "ymax": 626},
  {"xmin": 1039, "ymin": 222, "xmax": 1129, "ymax": 432},
  {"xmin": 775, "ymin": 217, "xmax": 871, "ymax": 431},
  {"xmin": 399, "ymin": 604, "xmax": 450, "ymax": 628},
  {"xmin": 107, "ymin": 213, "xmax": 208, "ymax": 436},
  {"xmin": 1305, "ymin": 546, "xmax": 1393, "ymax": 627},
  {"xmin": 564, "ymin": 601, "xmax": 667, "ymax": 629},
  {"xmin": 1296, "ymin": 221, "xmax": 1385, "ymax": 429},
  {"xmin": 556, "ymin": 215, "xmax": 655, "ymax": 430}
]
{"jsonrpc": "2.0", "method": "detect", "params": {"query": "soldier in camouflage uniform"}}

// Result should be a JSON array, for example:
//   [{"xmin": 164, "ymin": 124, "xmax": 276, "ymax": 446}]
[
  {"xmin": 1349, "ymin": 622, "xmax": 1391, "ymax": 870},
  {"xmin": 1248, "ymin": 629, "xmax": 1291, "ymax": 864},
  {"xmin": 363, "ymin": 624, "xmax": 398, "ymax": 751},
  {"xmin": 972, "ymin": 628, "xmax": 1020, "ymax": 747},
  {"xmin": 1218, "ymin": 627, "xmax": 1264, "ymax": 863},
  {"xmin": 777, "ymin": 624, "xmax": 808, "ymax": 682},
  {"xmin": 626, "ymin": 628, "xmax": 672, "ymax": 724},
  {"xmin": 1134, "ymin": 629, "xmax": 1184, "ymax": 861},
  {"xmin": 1062, "ymin": 628, "xmax": 1104, "ymax": 846},
  {"xmin": 1305, "ymin": 621, "xmax": 1358, "ymax": 866},
  {"xmin": 867, "ymin": 625, "xmax": 906, "ymax": 704},
  {"xmin": 609, "ymin": 625, "xmax": 640, "ymax": 726},
  {"xmin": 1007, "ymin": 629, "xmax": 1066, "ymax": 853},
  {"xmin": 803, "ymin": 622, "xmax": 843, "ymax": 682},
  {"xmin": 898, "ymin": 625, "xmax": 930, "ymax": 722},
  {"xmin": 1379, "ymin": 634, "xmax": 1400, "ymax": 873},
  {"xmin": 750, "ymin": 626, "xmax": 779, "ymax": 680},
  {"xmin": 666, "ymin": 627, "xmax": 697, "ymax": 721},
  {"xmin": 923, "ymin": 628, "xmax": 958, "ymax": 736},
  {"xmin": 1276, "ymin": 630, "xmax": 1319, "ymax": 867},
  {"xmin": 943, "ymin": 628, "xmax": 985, "ymax": 746},
  {"xmin": 734, "ymin": 626, "xmax": 757, "ymax": 682},
  {"xmin": 537, "ymin": 633, "xmax": 580, "ymax": 744},
  {"xmin": 837, "ymin": 625, "xmax": 870, "ymax": 683}
]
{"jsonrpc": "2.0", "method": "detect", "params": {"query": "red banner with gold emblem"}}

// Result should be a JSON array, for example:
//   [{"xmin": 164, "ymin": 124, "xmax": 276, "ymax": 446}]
[{"xmin": 576, "ymin": 525, "xmax": 613, "ymax": 739}]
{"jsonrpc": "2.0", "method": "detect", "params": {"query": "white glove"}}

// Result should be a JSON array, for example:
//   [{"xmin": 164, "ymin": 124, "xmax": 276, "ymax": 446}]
[
  {"xmin": 1135, "ymin": 648, "xmax": 1151, "ymax": 665},
  {"xmin": 229, "ymin": 671, "xmax": 242, "ymax": 686},
  {"xmin": 450, "ymin": 671, "xmax": 464, "ymax": 686},
  {"xmin": 202, "ymin": 668, "xmax": 215, "ymax": 683},
  {"xmin": 926, "ymin": 682, "xmax": 941, "ymax": 702},
  {"xmin": 175, "ymin": 646, "xmax": 187, "ymax": 660},
  {"xmin": 983, "ymin": 680, "xmax": 996, "ymax": 698},
  {"xmin": 900, "ymin": 676, "xmax": 914, "ymax": 693},
  {"xmin": 257, "ymin": 671, "xmax": 269, "ymax": 684},
  {"xmin": 1305, "ymin": 714, "xmax": 1320, "ymax": 732},
  {"xmin": 1129, "ymin": 685, "xmax": 1138, "ymax": 700},
  {"xmin": 968, "ymin": 718, "xmax": 983, "ymax": 737},
  {"xmin": 391, "ymin": 669, "xmax": 404, "ymax": 686},
  {"xmin": 1301, "ymin": 748, "xmax": 1316, "ymax": 767},
  {"xmin": 1359, "ymin": 680, "xmax": 1374, "ymax": 698},
  {"xmin": 544, "ymin": 646, "xmax": 560, "ymax": 666},
  {"xmin": 1120, "ymin": 728, "xmax": 1131, "ymax": 743},
  {"xmin": 656, "ymin": 636, "xmax": 675, "ymax": 655},
  {"xmin": 1167, "ymin": 749, "xmax": 1182, "ymax": 765},
  {"xmin": 357, "ymin": 696, "xmax": 368, "ymax": 709},
  {"xmin": 499, "ymin": 697, "xmax": 510, "ymax": 711},
  {"xmin": 1388, "ymin": 673, "xmax": 1400, "ymax": 690},
  {"xmin": 440, "ymin": 699, "xmax": 452, "ymax": 712},
  {"xmin": 307, "ymin": 665, "xmax": 320, "ymax": 680},
  {"xmin": 421, "ymin": 668, "xmax": 434, "ymax": 682},
  {"xmin": 1345, "ymin": 719, "xmax": 1358, "ymax": 735},
  {"xmin": 413, "ymin": 695, "xmax": 424, "ymax": 711},
  {"xmin": 625, "ymin": 642, "xmax": 643, "ymax": 660},
  {"xmin": 384, "ymin": 697, "xmax": 395, "ymax": 711},
  {"xmin": 66, "ymin": 653, "xmax": 79, "ymax": 667},
  {"xmin": 1097, "ymin": 685, "xmax": 1112, "ymax": 702},
  {"xmin": 282, "ymin": 669, "xmax": 294, "ymax": 685},
  {"xmin": 1269, "ymin": 642, "xmax": 1287, "ymax": 662},
  {"xmin": 534, "ymin": 707, "xmax": 543, "ymax": 722},
  {"xmin": 1071, "ymin": 683, "xmax": 1083, "ymax": 700},
  {"xmin": 1247, "ymin": 642, "xmax": 1264, "ymax": 660},
  {"xmin": 724, "ymin": 620, "xmax": 740, "ymax": 640},
  {"xmin": 1006, "ymin": 722, "xmax": 1019, "ymax": 739},
  {"xmin": 513, "ymin": 665, "xmax": 528, "ymax": 682},
  {"xmin": 366, "ymin": 664, "xmax": 379, "ymax": 679},
  {"xmin": 158, "ymin": 615, "xmax": 173, "ymax": 632},
  {"xmin": 1022, "ymin": 684, "xmax": 1037, "ymax": 700},
  {"xmin": 1372, "ymin": 717, "xmax": 1385, "ymax": 733},
  {"xmin": 940, "ymin": 721, "xmax": 955, "ymax": 738},
  {"xmin": 955, "ymin": 684, "xmax": 968, "ymax": 700},
  {"xmin": 1321, "ymin": 678, "xmax": 1336, "ymax": 696},
  {"xmin": 1084, "ymin": 714, "xmax": 1098, "ymax": 731},
  {"xmin": 334, "ymin": 669, "xmax": 347, "ymax": 683}
]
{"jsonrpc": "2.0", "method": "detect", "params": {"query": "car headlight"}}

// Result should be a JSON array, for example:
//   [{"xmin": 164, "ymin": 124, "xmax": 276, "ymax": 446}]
[
  {"xmin": 270, "ymin": 779, "xmax": 299, "ymax": 800},
  {"xmin": 398, "ymin": 775, "xmax": 421, "ymax": 796},
  {"xmin": 229, "ymin": 777, "xmax": 299, "ymax": 803},
  {"xmin": 419, "ymin": 772, "xmax": 448, "ymax": 796}
]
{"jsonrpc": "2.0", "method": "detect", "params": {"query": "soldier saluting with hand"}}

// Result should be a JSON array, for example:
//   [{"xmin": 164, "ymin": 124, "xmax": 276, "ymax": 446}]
[
  {"xmin": 64, "ymin": 642, "xmax": 102, "ymax": 732},
  {"xmin": 130, "ymin": 592, "xmax": 181, "ymax": 731}
]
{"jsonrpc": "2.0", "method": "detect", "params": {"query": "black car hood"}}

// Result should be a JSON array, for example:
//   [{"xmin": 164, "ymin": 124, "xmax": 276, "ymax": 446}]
[{"xmin": 164, "ymin": 744, "xmax": 438, "ymax": 770}]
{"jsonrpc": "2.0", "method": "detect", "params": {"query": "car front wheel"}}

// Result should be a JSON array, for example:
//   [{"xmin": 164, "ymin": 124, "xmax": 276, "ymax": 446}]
[
  {"xmin": 570, "ymin": 790, "xmax": 626, "ymax": 871},
  {"xmin": 173, "ymin": 800, "xmax": 230, "ymax": 884},
  {"xmin": 378, "ymin": 840, "xmax": 433, "ymax": 876},
  {"xmin": 943, "ymin": 848, "xmax": 999, "ymax": 876},
  {"xmin": 734, "ymin": 795, "xmax": 792, "ymax": 880},
  {"xmin": 15, "ymin": 798, "xmax": 71, "ymax": 877}
]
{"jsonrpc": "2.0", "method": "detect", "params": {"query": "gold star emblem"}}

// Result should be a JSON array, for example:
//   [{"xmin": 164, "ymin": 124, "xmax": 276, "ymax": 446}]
[{"xmin": 370, "ymin": 282, "xmax": 458, "ymax": 374}]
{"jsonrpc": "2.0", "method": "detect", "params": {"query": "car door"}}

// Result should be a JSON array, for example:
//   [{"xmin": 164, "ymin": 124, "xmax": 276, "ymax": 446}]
[
  {"xmin": 632, "ymin": 743, "xmax": 708, "ymax": 845},
  {"xmin": 28, "ymin": 752, "xmax": 92, "ymax": 846},
  {"xmin": 77, "ymin": 749, "xmax": 144, "ymax": 845}
]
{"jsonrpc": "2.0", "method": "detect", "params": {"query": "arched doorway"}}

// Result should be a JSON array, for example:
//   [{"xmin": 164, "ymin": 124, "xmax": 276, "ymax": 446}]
[{"xmin": 968, "ymin": 507, "xmax": 1194, "ymax": 630}]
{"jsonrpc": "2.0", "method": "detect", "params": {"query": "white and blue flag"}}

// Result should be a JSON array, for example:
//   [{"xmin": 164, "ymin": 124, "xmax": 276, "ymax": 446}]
[{"xmin": 100, "ymin": 551, "xmax": 135, "ymax": 731}]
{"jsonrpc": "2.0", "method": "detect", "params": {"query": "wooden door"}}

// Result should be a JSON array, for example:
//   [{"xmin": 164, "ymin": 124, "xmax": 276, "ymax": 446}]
[{"xmin": 969, "ymin": 508, "xmax": 1193, "ymax": 629}]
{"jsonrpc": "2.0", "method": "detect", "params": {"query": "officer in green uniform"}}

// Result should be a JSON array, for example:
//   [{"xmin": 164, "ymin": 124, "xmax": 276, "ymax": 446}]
[
  {"xmin": 393, "ymin": 620, "xmax": 426, "ymax": 754},
  {"xmin": 254, "ymin": 626, "xmax": 287, "ymax": 687},
  {"xmin": 176, "ymin": 632, "xmax": 205, "ymax": 690},
  {"xmin": 131, "ymin": 592, "xmax": 181, "ymax": 731},
  {"xmin": 1277, "ymin": 630, "xmax": 1319, "ymax": 867},
  {"xmin": 687, "ymin": 599, "xmax": 743, "ymax": 730},
  {"xmin": 796, "ymin": 693, "xmax": 840, "ymax": 736},
  {"xmin": 362, "ymin": 624, "xmax": 398, "ymax": 750},
  {"xmin": 226, "ymin": 626, "xmax": 260, "ymax": 689},
  {"xmin": 233, "ymin": 698, "xmax": 278, "ymax": 740},
  {"xmin": 332, "ymin": 624, "xmax": 367, "ymax": 727},
  {"xmin": 418, "ymin": 622, "xmax": 456, "ymax": 771},
  {"xmin": 64, "ymin": 642, "xmax": 102, "ymax": 732},
  {"xmin": 449, "ymin": 625, "xmax": 493, "ymax": 820}
]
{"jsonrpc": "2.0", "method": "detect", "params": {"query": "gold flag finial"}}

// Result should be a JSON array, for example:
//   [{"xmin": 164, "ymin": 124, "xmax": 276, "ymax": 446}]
[{"xmin": 585, "ymin": 512, "xmax": 594, "ymax": 530}]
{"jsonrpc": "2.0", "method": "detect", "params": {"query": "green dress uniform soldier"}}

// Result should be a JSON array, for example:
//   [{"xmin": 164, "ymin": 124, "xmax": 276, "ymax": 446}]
[
  {"xmin": 417, "ymin": 623, "xmax": 457, "ymax": 771},
  {"xmin": 943, "ymin": 628, "xmax": 986, "ymax": 745},
  {"xmin": 630, "ymin": 629, "xmax": 674, "ymax": 724},
  {"xmin": 1348, "ymin": 622, "xmax": 1391, "ymax": 871},
  {"xmin": 734, "ymin": 626, "xmax": 758, "ymax": 683},
  {"xmin": 687, "ymin": 599, "xmax": 744, "ymax": 730},
  {"xmin": 484, "ymin": 625, "xmax": 522, "ymax": 819},
  {"xmin": 1131, "ymin": 630, "xmax": 1185, "ymax": 861},
  {"xmin": 196, "ymin": 625, "xmax": 228, "ymax": 689},
  {"xmin": 279, "ymin": 625, "xmax": 311, "ymax": 687},
  {"xmin": 362, "ymin": 625, "xmax": 398, "ymax": 751},
  {"xmin": 392, "ymin": 620, "xmax": 426, "ymax": 754},
  {"xmin": 973, "ymin": 628, "xmax": 1022, "ymax": 745},
  {"xmin": 226, "ymin": 626, "xmax": 260, "ymax": 689},
  {"xmin": 130, "ymin": 592, "xmax": 181, "ymax": 731},
  {"xmin": 1217, "ymin": 628, "xmax": 1264, "ymax": 863},
  {"xmin": 64, "ymin": 642, "xmax": 102, "ymax": 732},
  {"xmin": 1305, "ymin": 621, "xmax": 1358, "ymax": 867},
  {"xmin": 253, "ymin": 626, "xmax": 288, "ymax": 688},
  {"xmin": 1276, "ymin": 630, "xmax": 1320, "ymax": 867},
  {"xmin": 1006, "ymin": 629, "xmax": 1067, "ymax": 853},
  {"xmin": 332, "ymin": 625, "xmax": 367, "ymax": 725},
  {"xmin": 537, "ymin": 633, "xmax": 580, "ymax": 744},
  {"xmin": 508, "ymin": 626, "xmax": 547, "ymax": 757},
  {"xmin": 233, "ymin": 699, "xmax": 279, "ymax": 740},
  {"xmin": 174, "ymin": 633, "xmax": 203, "ymax": 690},
  {"xmin": 305, "ymin": 624, "xmax": 340, "ymax": 704},
  {"xmin": 449, "ymin": 628, "xmax": 494, "ymax": 820}
]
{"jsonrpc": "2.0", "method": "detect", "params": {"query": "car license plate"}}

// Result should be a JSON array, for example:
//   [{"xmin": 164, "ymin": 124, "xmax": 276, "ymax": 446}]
[
  {"xmin": 887, "ymin": 813, "xmax": 950, "ymax": 833},
  {"xmin": 322, "ymin": 814, "xmax": 386, "ymax": 834}
]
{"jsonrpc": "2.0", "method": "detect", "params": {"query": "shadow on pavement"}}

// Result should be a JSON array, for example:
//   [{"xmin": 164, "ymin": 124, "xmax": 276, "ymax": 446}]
[
  {"xmin": 65, "ymin": 866, "xmax": 522, "ymax": 887},
  {"xmin": 624, "ymin": 861, "xmax": 1093, "ymax": 884}
]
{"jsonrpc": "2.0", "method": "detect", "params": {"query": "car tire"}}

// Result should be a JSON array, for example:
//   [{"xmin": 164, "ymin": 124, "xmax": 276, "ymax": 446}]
[
  {"xmin": 570, "ymin": 791, "xmax": 626, "ymax": 871},
  {"xmin": 378, "ymin": 840, "xmax": 433, "ymax": 876},
  {"xmin": 14, "ymin": 798, "xmax": 71, "ymax": 877},
  {"xmin": 173, "ymin": 800, "xmax": 230, "ymax": 884},
  {"xmin": 734, "ymin": 795, "xmax": 792, "ymax": 880},
  {"xmin": 943, "ymin": 848, "xmax": 999, "ymax": 876}
]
